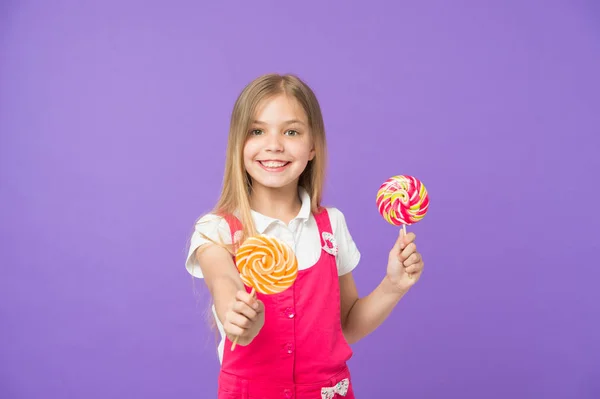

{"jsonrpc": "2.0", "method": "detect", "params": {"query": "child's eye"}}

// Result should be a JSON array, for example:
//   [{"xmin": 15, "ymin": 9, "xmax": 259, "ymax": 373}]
[
  {"xmin": 285, "ymin": 130, "xmax": 299, "ymax": 136},
  {"xmin": 250, "ymin": 129, "xmax": 263, "ymax": 136}
]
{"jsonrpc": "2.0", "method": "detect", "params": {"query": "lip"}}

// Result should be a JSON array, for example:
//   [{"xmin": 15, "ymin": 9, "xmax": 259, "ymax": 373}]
[{"xmin": 256, "ymin": 160, "xmax": 290, "ymax": 172}]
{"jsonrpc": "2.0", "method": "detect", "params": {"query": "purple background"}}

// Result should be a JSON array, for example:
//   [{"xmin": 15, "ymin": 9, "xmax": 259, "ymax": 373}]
[{"xmin": 1, "ymin": 1, "xmax": 599, "ymax": 398}]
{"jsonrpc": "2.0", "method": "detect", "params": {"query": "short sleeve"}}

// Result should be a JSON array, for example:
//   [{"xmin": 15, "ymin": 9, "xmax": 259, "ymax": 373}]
[
  {"xmin": 327, "ymin": 207, "xmax": 361, "ymax": 276},
  {"xmin": 185, "ymin": 214, "xmax": 232, "ymax": 278}
]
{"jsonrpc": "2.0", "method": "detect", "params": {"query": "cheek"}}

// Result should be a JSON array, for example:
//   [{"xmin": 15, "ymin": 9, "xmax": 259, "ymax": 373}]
[
  {"xmin": 296, "ymin": 143, "xmax": 314, "ymax": 161},
  {"xmin": 242, "ymin": 141, "xmax": 255, "ymax": 162},
  {"xmin": 302, "ymin": 137, "xmax": 315, "ymax": 161}
]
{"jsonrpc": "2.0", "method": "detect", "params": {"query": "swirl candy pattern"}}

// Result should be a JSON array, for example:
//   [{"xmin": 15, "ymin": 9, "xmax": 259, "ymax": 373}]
[
  {"xmin": 235, "ymin": 235, "xmax": 298, "ymax": 295},
  {"xmin": 376, "ymin": 175, "xmax": 429, "ymax": 226}
]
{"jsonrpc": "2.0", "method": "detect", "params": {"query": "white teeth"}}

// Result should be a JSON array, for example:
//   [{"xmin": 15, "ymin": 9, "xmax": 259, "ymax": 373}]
[{"xmin": 261, "ymin": 161, "xmax": 287, "ymax": 168}]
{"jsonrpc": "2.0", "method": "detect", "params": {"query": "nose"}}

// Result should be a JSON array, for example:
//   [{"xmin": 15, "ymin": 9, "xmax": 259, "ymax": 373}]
[{"xmin": 265, "ymin": 132, "xmax": 284, "ymax": 152}]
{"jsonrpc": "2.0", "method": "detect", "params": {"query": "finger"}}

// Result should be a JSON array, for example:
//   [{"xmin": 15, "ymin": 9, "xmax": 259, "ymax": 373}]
[
  {"xmin": 228, "ymin": 312, "xmax": 252, "ymax": 330},
  {"xmin": 399, "ymin": 243, "xmax": 417, "ymax": 261},
  {"xmin": 233, "ymin": 300, "xmax": 258, "ymax": 320},
  {"xmin": 224, "ymin": 322, "xmax": 245, "ymax": 338},
  {"xmin": 405, "ymin": 262, "xmax": 423, "ymax": 275},
  {"xmin": 236, "ymin": 290, "xmax": 259, "ymax": 310},
  {"xmin": 403, "ymin": 252, "xmax": 421, "ymax": 267}
]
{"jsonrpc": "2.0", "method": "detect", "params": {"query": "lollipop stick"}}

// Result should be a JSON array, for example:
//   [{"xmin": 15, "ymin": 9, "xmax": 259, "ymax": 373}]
[
  {"xmin": 230, "ymin": 287, "xmax": 256, "ymax": 351},
  {"xmin": 401, "ymin": 225, "xmax": 414, "ymax": 280}
]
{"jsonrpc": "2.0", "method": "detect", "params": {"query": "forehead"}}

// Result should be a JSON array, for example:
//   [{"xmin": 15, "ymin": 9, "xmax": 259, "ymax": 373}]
[{"xmin": 253, "ymin": 94, "xmax": 307, "ymax": 123}]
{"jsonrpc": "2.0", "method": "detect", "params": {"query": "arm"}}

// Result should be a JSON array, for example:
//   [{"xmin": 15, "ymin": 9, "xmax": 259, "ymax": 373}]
[
  {"xmin": 340, "ymin": 273, "xmax": 407, "ymax": 344},
  {"xmin": 340, "ymin": 230, "xmax": 424, "ymax": 344},
  {"xmin": 195, "ymin": 244, "xmax": 264, "ymax": 346}
]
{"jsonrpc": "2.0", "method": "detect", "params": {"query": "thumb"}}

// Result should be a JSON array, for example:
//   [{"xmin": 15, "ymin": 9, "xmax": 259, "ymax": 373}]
[
  {"xmin": 255, "ymin": 299, "xmax": 265, "ymax": 313},
  {"xmin": 391, "ymin": 227, "xmax": 405, "ymax": 254}
]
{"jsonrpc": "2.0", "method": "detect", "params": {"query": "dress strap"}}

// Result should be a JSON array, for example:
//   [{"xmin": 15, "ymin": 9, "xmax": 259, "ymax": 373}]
[
  {"xmin": 314, "ymin": 208, "xmax": 338, "ymax": 257},
  {"xmin": 218, "ymin": 213, "xmax": 243, "ymax": 259}
]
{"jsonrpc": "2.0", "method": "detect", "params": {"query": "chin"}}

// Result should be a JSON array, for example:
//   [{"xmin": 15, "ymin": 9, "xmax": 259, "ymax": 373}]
[
  {"xmin": 250, "ymin": 175, "xmax": 299, "ymax": 191},
  {"xmin": 257, "ymin": 180, "xmax": 295, "ymax": 189}
]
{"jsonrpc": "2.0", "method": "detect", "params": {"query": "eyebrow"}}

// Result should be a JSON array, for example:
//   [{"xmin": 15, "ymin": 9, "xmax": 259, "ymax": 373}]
[{"xmin": 252, "ymin": 119, "xmax": 307, "ymax": 126}]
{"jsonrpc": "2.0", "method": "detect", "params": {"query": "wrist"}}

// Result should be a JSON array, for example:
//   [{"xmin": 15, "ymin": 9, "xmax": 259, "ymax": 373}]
[{"xmin": 382, "ymin": 274, "xmax": 410, "ymax": 297}]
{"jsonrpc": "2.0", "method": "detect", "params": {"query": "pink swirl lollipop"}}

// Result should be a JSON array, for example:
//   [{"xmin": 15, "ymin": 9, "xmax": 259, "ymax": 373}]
[
  {"xmin": 376, "ymin": 175, "xmax": 429, "ymax": 279},
  {"xmin": 376, "ymin": 175, "xmax": 429, "ymax": 227}
]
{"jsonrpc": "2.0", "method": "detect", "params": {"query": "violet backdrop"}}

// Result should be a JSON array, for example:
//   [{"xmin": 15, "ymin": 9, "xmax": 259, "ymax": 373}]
[{"xmin": 1, "ymin": 1, "xmax": 599, "ymax": 398}]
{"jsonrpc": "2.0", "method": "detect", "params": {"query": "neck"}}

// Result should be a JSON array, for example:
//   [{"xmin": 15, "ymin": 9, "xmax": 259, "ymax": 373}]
[{"xmin": 249, "ymin": 183, "xmax": 302, "ymax": 224}]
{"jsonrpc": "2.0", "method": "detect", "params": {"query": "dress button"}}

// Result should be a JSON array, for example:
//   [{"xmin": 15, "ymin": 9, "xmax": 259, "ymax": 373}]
[
  {"xmin": 283, "ymin": 389, "xmax": 292, "ymax": 398},
  {"xmin": 285, "ymin": 343, "xmax": 294, "ymax": 354},
  {"xmin": 284, "ymin": 307, "xmax": 295, "ymax": 318}
]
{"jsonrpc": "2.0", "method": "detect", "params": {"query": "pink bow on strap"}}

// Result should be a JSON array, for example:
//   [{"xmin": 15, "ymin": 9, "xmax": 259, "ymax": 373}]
[
  {"xmin": 321, "ymin": 231, "xmax": 338, "ymax": 256},
  {"xmin": 321, "ymin": 378, "xmax": 349, "ymax": 399}
]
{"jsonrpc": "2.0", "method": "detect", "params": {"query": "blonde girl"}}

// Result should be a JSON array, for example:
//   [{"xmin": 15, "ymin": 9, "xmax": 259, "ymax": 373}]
[{"xmin": 186, "ymin": 73, "xmax": 425, "ymax": 399}]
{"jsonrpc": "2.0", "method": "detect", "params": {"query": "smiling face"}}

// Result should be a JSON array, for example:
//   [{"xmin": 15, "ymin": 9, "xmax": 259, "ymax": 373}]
[{"xmin": 243, "ymin": 94, "xmax": 315, "ymax": 193}]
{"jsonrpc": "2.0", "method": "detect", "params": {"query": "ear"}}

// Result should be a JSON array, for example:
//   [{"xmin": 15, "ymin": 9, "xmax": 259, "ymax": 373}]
[{"xmin": 308, "ymin": 147, "xmax": 316, "ymax": 161}]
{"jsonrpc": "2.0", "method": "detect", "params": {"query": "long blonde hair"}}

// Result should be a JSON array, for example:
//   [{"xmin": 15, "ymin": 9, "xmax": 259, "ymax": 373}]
[
  {"xmin": 193, "ymin": 74, "xmax": 328, "ymax": 342},
  {"xmin": 212, "ymin": 73, "xmax": 328, "ymax": 247}
]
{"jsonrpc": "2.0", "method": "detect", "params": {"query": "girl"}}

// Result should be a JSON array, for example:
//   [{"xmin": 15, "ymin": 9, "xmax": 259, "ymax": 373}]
[{"xmin": 186, "ymin": 74, "xmax": 424, "ymax": 399}]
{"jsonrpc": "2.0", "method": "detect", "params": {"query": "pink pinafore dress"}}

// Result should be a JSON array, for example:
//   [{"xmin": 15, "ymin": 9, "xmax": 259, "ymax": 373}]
[{"xmin": 218, "ymin": 209, "xmax": 356, "ymax": 399}]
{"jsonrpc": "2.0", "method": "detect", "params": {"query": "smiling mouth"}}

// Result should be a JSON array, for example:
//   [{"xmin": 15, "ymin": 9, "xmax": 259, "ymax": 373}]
[{"xmin": 257, "ymin": 160, "xmax": 290, "ymax": 171}]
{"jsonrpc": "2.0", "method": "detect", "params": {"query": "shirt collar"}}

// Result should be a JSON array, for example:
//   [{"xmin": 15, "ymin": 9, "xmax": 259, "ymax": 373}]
[{"xmin": 251, "ymin": 187, "xmax": 312, "ymax": 233}]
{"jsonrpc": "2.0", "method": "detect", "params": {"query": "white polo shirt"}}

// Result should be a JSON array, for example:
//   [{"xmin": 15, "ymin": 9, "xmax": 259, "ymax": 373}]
[
  {"xmin": 185, "ymin": 188, "xmax": 361, "ymax": 362},
  {"xmin": 185, "ymin": 188, "xmax": 361, "ymax": 278}
]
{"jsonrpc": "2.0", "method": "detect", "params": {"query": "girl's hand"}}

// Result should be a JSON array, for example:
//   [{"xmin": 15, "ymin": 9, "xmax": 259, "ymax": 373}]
[
  {"xmin": 386, "ymin": 229, "xmax": 424, "ymax": 292},
  {"xmin": 223, "ymin": 290, "xmax": 265, "ymax": 346}
]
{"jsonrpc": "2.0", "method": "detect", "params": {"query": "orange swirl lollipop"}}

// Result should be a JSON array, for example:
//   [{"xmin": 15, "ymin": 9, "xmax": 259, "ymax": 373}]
[
  {"xmin": 235, "ymin": 235, "xmax": 298, "ymax": 294},
  {"xmin": 231, "ymin": 234, "xmax": 298, "ymax": 350}
]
